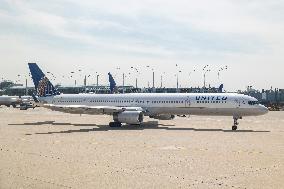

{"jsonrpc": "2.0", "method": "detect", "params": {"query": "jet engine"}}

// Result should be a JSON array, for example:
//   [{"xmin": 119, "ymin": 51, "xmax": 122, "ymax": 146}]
[
  {"xmin": 113, "ymin": 111, "xmax": 144, "ymax": 124},
  {"xmin": 150, "ymin": 114, "xmax": 175, "ymax": 120}
]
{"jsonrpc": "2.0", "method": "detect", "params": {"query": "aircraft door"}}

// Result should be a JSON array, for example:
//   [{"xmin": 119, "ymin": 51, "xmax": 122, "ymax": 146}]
[
  {"xmin": 235, "ymin": 98, "xmax": 241, "ymax": 108},
  {"xmin": 185, "ymin": 96, "xmax": 191, "ymax": 107},
  {"xmin": 131, "ymin": 98, "xmax": 140, "ymax": 107}
]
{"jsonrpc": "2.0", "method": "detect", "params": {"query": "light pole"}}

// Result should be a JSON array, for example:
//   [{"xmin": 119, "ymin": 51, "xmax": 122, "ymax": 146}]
[
  {"xmin": 115, "ymin": 67, "xmax": 120, "ymax": 79},
  {"xmin": 18, "ymin": 74, "xmax": 29, "ymax": 95},
  {"xmin": 175, "ymin": 64, "xmax": 178, "ymax": 89},
  {"xmin": 135, "ymin": 78, "xmax": 138, "ymax": 89},
  {"xmin": 202, "ymin": 65, "xmax": 209, "ymax": 88},
  {"xmin": 131, "ymin": 66, "xmax": 139, "ymax": 88},
  {"xmin": 122, "ymin": 73, "xmax": 125, "ymax": 93},
  {"xmin": 175, "ymin": 64, "xmax": 182, "ymax": 90},
  {"xmin": 218, "ymin": 65, "xmax": 228, "ymax": 81},
  {"xmin": 78, "ymin": 69, "xmax": 83, "ymax": 86},
  {"xmin": 160, "ymin": 75, "xmax": 162, "ymax": 88},
  {"xmin": 84, "ymin": 75, "xmax": 91, "ymax": 93},
  {"xmin": 24, "ymin": 75, "xmax": 29, "ymax": 96},
  {"xmin": 70, "ymin": 71, "xmax": 76, "ymax": 87},
  {"xmin": 189, "ymin": 69, "xmax": 196, "ymax": 88},
  {"xmin": 160, "ymin": 72, "xmax": 165, "ymax": 88},
  {"xmin": 152, "ymin": 70, "xmax": 155, "ymax": 89},
  {"xmin": 176, "ymin": 70, "xmax": 181, "ymax": 89},
  {"xmin": 202, "ymin": 65, "xmax": 209, "ymax": 72},
  {"xmin": 203, "ymin": 69, "xmax": 210, "ymax": 89},
  {"xmin": 146, "ymin": 65, "xmax": 155, "ymax": 89},
  {"xmin": 96, "ymin": 73, "xmax": 99, "ymax": 87}
]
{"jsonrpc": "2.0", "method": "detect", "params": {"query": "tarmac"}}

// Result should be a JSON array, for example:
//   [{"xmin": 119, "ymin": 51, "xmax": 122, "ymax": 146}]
[{"xmin": 0, "ymin": 107, "xmax": 283, "ymax": 189}]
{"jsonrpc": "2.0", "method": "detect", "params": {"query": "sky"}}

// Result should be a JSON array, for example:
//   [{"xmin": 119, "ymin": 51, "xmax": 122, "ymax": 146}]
[{"xmin": 0, "ymin": 0, "xmax": 283, "ymax": 91}]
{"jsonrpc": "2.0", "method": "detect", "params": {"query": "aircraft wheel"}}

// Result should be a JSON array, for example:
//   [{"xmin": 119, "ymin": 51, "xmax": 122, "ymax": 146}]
[
  {"xmin": 232, "ymin": 126, "xmax": 237, "ymax": 131},
  {"xmin": 109, "ymin": 122, "xmax": 122, "ymax": 127}
]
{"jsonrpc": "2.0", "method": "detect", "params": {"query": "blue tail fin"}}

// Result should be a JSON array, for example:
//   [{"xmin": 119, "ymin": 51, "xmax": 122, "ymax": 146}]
[
  {"xmin": 108, "ymin": 72, "xmax": 116, "ymax": 93},
  {"xmin": 218, "ymin": 84, "xmax": 224, "ymax": 93},
  {"xmin": 28, "ymin": 63, "xmax": 59, "ymax": 97}
]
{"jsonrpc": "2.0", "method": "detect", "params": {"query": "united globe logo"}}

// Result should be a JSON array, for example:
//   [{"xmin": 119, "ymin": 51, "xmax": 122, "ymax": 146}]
[{"xmin": 37, "ymin": 76, "xmax": 50, "ymax": 96}]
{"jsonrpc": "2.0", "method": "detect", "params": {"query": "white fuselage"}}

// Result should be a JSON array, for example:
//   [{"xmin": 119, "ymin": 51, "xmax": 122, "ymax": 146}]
[
  {"xmin": 0, "ymin": 96, "xmax": 21, "ymax": 106},
  {"xmin": 40, "ymin": 93, "xmax": 268, "ymax": 117}
]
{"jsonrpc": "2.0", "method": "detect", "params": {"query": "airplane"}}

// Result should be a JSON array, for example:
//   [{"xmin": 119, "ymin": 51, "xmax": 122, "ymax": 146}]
[
  {"xmin": 0, "ymin": 95, "xmax": 34, "ymax": 109},
  {"xmin": 0, "ymin": 95, "xmax": 21, "ymax": 108},
  {"xmin": 28, "ymin": 63, "xmax": 268, "ymax": 130}
]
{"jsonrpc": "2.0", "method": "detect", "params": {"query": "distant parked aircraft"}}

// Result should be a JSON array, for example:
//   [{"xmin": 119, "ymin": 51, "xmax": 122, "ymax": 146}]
[
  {"xmin": 108, "ymin": 72, "xmax": 117, "ymax": 94},
  {"xmin": 0, "ymin": 95, "xmax": 21, "ymax": 108},
  {"xmin": 0, "ymin": 95, "xmax": 34, "ymax": 109}
]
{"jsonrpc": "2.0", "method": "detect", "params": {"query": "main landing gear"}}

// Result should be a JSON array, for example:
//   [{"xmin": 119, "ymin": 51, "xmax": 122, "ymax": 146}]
[
  {"xmin": 109, "ymin": 122, "xmax": 122, "ymax": 127},
  {"xmin": 232, "ymin": 116, "xmax": 242, "ymax": 131}
]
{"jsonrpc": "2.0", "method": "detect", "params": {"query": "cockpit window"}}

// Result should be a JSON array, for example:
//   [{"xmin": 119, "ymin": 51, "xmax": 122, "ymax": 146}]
[{"xmin": 248, "ymin": 101, "xmax": 259, "ymax": 105}]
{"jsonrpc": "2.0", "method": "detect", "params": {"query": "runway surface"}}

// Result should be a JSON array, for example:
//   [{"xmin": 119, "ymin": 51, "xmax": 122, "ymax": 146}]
[{"xmin": 0, "ymin": 107, "xmax": 283, "ymax": 188}]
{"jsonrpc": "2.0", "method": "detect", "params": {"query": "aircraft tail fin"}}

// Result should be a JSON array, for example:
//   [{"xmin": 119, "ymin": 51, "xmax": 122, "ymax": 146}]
[
  {"xmin": 218, "ymin": 84, "xmax": 224, "ymax": 93},
  {"xmin": 28, "ymin": 63, "xmax": 60, "ymax": 97},
  {"xmin": 108, "ymin": 72, "xmax": 117, "ymax": 93}
]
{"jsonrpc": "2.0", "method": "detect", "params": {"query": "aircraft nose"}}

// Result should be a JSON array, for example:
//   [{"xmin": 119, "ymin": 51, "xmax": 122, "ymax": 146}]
[{"xmin": 259, "ymin": 105, "xmax": 269, "ymax": 115}]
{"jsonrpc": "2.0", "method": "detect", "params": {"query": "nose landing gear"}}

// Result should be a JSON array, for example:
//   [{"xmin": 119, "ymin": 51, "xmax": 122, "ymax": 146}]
[{"xmin": 232, "ymin": 116, "xmax": 241, "ymax": 131}]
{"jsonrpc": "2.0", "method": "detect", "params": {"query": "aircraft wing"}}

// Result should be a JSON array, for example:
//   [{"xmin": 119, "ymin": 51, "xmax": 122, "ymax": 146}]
[{"xmin": 42, "ymin": 104, "xmax": 144, "ymax": 115}]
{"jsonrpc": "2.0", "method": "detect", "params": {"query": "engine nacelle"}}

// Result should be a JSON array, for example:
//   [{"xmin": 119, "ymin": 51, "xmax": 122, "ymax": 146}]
[
  {"xmin": 150, "ymin": 114, "xmax": 175, "ymax": 120},
  {"xmin": 113, "ymin": 111, "xmax": 144, "ymax": 124}
]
